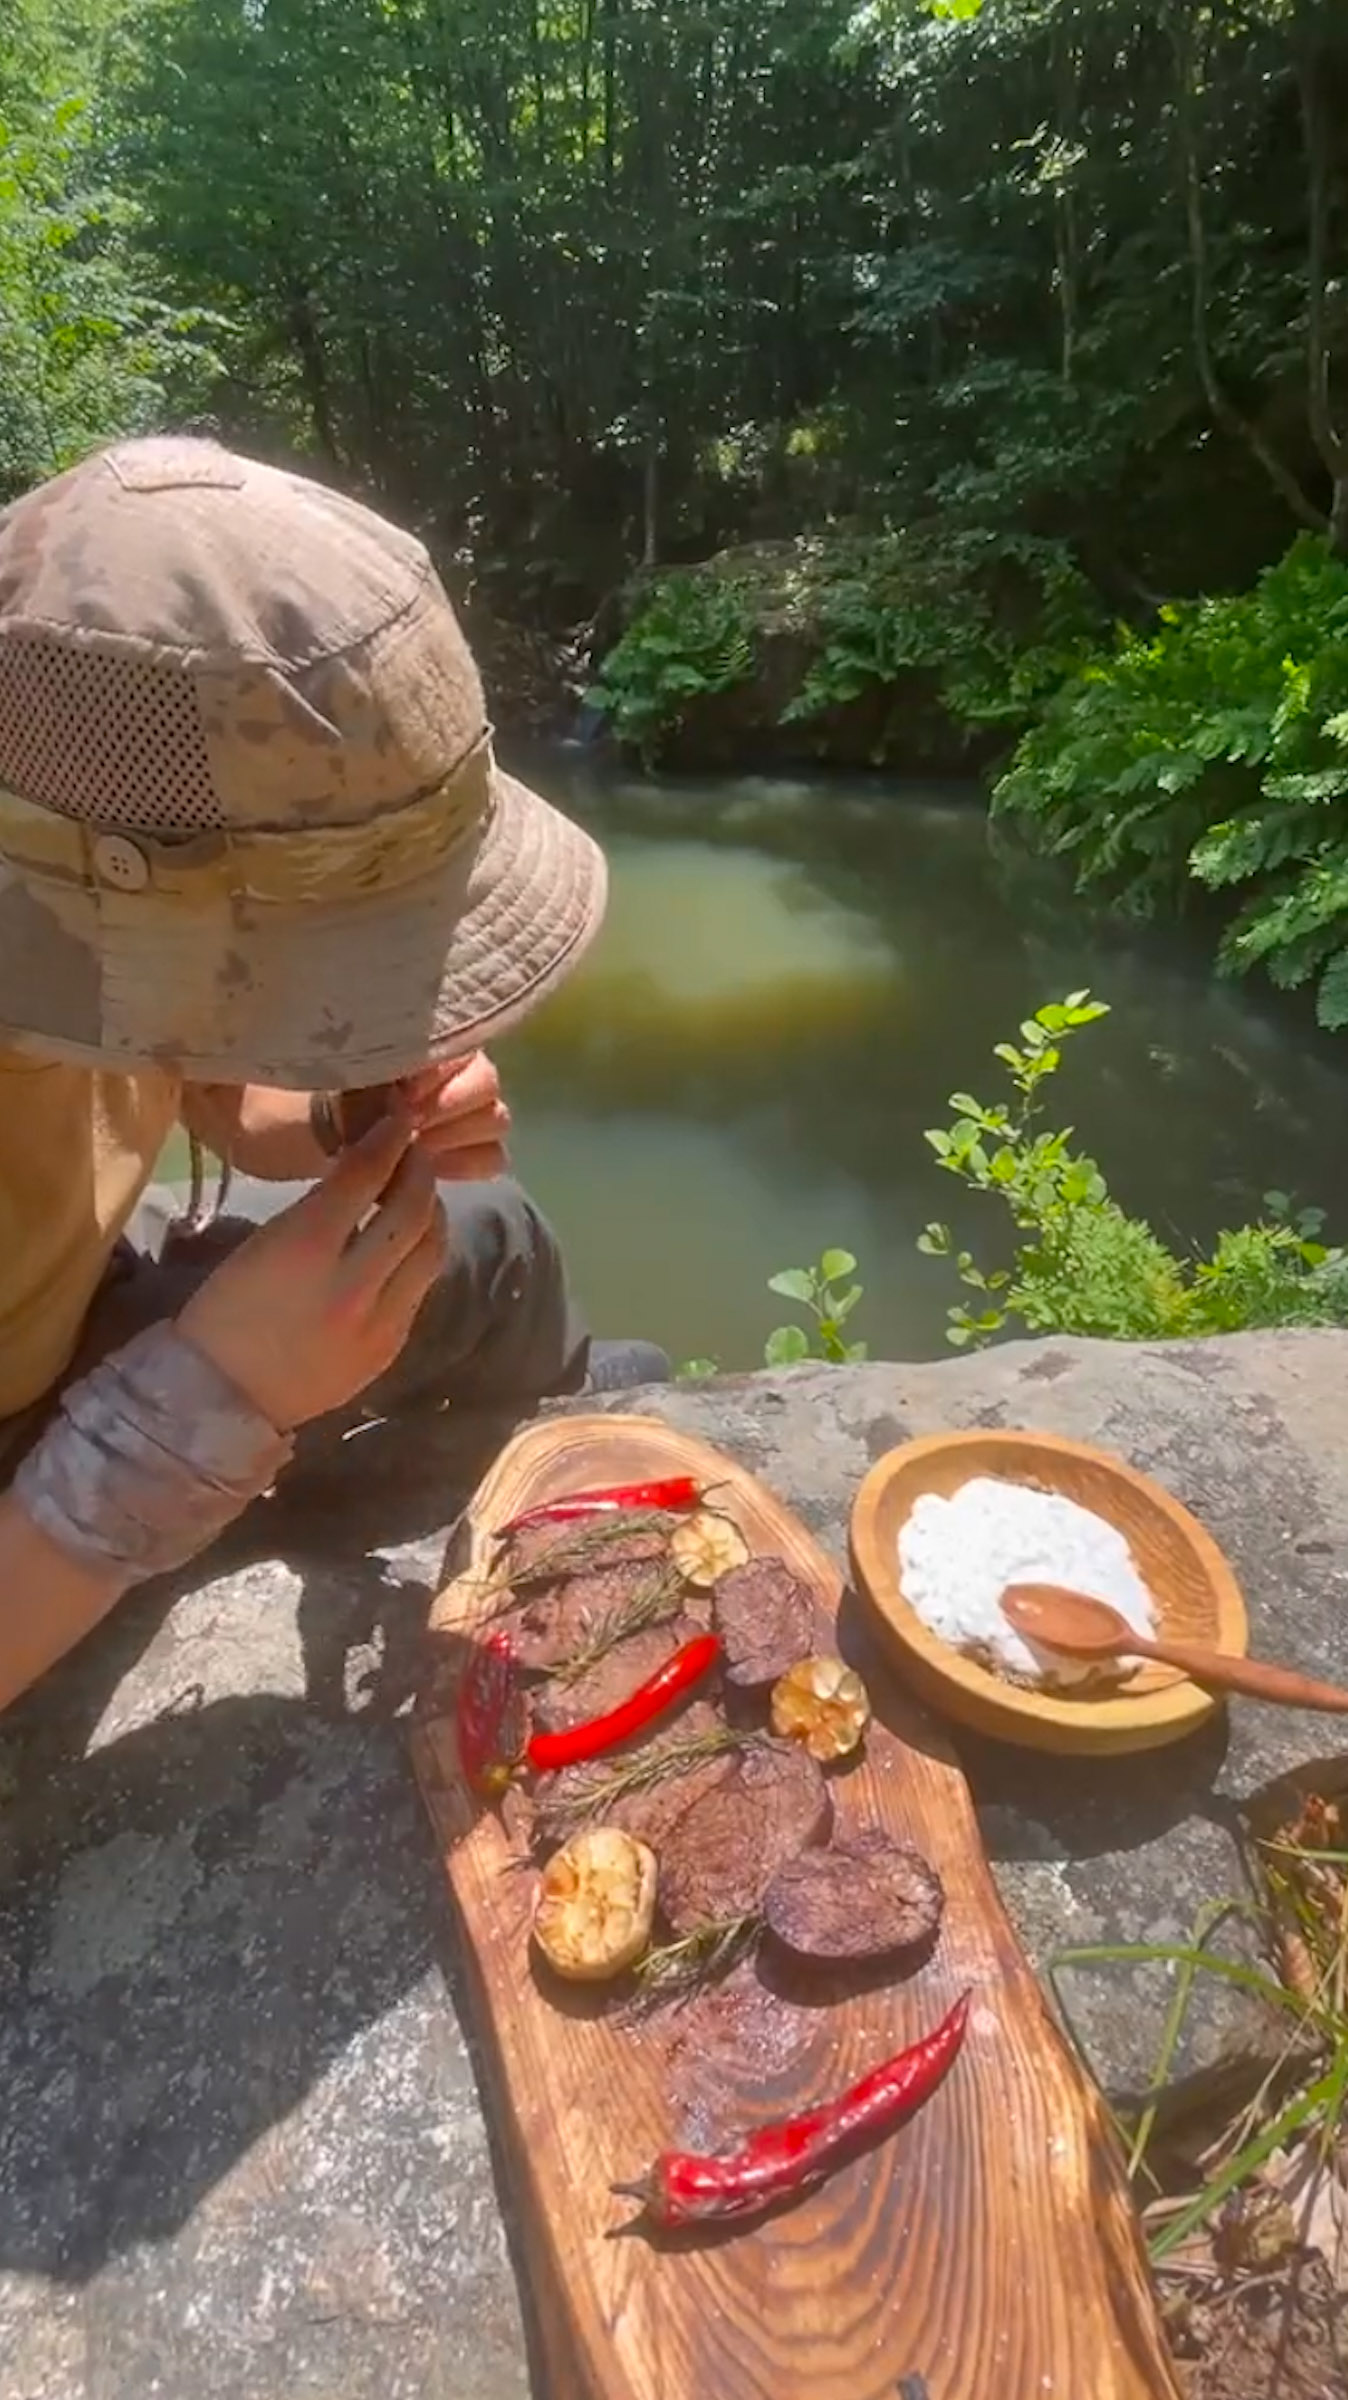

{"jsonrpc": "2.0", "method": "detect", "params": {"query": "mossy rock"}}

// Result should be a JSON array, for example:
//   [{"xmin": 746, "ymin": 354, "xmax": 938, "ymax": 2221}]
[{"xmin": 590, "ymin": 532, "xmax": 1078, "ymax": 776}]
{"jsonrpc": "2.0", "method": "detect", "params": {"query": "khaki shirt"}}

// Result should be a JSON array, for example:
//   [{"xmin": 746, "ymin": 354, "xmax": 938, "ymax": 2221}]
[{"xmin": 0, "ymin": 1050, "xmax": 180, "ymax": 1422}]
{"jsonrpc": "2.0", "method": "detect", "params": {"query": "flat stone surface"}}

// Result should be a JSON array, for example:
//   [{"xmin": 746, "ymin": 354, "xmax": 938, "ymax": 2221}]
[{"xmin": 4, "ymin": 1328, "xmax": 1348, "ymax": 2397}]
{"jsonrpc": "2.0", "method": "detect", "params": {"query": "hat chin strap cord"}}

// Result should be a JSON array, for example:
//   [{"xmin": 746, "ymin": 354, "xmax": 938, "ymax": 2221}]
[{"xmin": 176, "ymin": 1132, "xmax": 234, "ymax": 1240}]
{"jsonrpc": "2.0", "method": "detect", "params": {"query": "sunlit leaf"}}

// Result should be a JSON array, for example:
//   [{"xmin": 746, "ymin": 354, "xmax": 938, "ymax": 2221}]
[{"xmin": 767, "ymin": 1269, "xmax": 815, "ymax": 1305}]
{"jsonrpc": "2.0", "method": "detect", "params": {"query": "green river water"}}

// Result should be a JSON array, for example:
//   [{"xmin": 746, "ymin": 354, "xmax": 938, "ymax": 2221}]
[
  {"xmin": 166, "ymin": 753, "xmax": 1348, "ymax": 1370},
  {"xmin": 493, "ymin": 753, "xmax": 1348, "ymax": 1368}
]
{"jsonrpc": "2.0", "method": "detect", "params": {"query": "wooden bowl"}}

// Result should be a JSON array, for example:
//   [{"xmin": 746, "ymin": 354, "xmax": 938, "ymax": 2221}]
[{"xmin": 850, "ymin": 1430, "xmax": 1249, "ymax": 1756}]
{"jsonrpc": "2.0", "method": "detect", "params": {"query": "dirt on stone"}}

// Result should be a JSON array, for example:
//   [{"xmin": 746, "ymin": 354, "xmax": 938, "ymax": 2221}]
[{"xmin": 1165, "ymin": 2250, "xmax": 1348, "ymax": 2399}]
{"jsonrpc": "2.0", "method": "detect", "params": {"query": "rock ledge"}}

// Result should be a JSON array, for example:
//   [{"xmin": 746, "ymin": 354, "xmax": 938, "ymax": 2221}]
[{"xmin": 3, "ymin": 1328, "xmax": 1345, "ymax": 2399}]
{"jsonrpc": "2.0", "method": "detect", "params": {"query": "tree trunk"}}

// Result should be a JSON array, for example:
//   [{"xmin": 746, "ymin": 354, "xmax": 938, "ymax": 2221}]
[
  {"xmin": 1054, "ymin": 191, "xmax": 1078, "ymax": 389},
  {"xmin": 285, "ymin": 285, "xmax": 342, "ymax": 466},
  {"xmin": 1052, "ymin": 5, "xmax": 1082, "ymax": 390},
  {"xmin": 579, "ymin": 0, "xmax": 597, "ymax": 161},
  {"xmin": 1170, "ymin": 0, "xmax": 1326, "ymax": 536},
  {"xmin": 529, "ymin": 0, "xmax": 548, "ymax": 165},
  {"xmin": 1297, "ymin": 6, "xmax": 1348, "ymax": 554},
  {"xmin": 602, "ymin": 0, "xmax": 618, "ymax": 197},
  {"xmin": 641, "ymin": 419, "xmax": 659, "ymax": 566}
]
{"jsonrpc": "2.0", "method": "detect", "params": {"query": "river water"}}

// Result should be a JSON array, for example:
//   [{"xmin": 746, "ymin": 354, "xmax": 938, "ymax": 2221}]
[{"xmin": 493, "ymin": 750, "xmax": 1348, "ymax": 1369}]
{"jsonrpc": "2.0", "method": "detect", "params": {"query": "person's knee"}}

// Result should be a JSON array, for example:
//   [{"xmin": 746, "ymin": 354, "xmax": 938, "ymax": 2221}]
[
  {"xmin": 382, "ymin": 1176, "xmax": 586, "ymax": 1405},
  {"xmin": 435, "ymin": 1177, "xmax": 566, "ymax": 1309}
]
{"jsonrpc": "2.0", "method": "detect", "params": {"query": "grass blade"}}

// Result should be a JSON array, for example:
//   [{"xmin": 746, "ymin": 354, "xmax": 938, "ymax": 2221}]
[
  {"xmin": 1125, "ymin": 1902, "xmax": 1239, "ymax": 2181},
  {"xmin": 1149, "ymin": 2066, "xmax": 1340, "ymax": 2261}
]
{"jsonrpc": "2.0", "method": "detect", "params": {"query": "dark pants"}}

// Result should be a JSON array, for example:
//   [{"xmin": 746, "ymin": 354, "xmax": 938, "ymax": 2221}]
[{"xmin": 76, "ymin": 1178, "xmax": 592, "ymax": 1464}]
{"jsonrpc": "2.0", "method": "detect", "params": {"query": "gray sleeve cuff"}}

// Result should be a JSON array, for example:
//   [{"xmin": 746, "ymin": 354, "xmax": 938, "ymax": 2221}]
[{"xmin": 13, "ymin": 1323, "xmax": 295, "ymax": 1583}]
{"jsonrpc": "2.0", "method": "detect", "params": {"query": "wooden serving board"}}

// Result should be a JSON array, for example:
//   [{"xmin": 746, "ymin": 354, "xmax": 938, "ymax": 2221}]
[{"xmin": 410, "ymin": 1415, "xmax": 1181, "ymax": 2400}]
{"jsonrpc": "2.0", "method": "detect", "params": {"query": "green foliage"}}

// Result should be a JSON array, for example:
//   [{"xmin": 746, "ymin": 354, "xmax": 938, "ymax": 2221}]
[
  {"xmin": 994, "ymin": 541, "xmax": 1348, "ymax": 1028},
  {"xmin": 114, "ymin": 0, "xmax": 897, "ymax": 561},
  {"xmin": 676, "ymin": 1356, "xmax": 720, "ymax": 1383},
  {"xmin": 0, "ymin": 63, "xmax": 224, "ymax": 500},
  {"xmin": 587, "ymin": 575, "xmax": 755, "ymax": 763},
  {"xmin": 0, "ymin": 0, "xmax": 1329, "ymax": 663},
  {"xmin": 765, "ymin": 1250, "xmax": 868, "ymax": 1367},
  {"xmin": 919, "ymin": 993, "xmax": 1348, "ymax": 1345},
  {"xmin": 781, "ymin": 527, "xmax": 1102, "ymax": 737}
]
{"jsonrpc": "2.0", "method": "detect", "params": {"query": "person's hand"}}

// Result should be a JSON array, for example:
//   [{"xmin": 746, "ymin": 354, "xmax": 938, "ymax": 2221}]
[
  {"xmin": 178, "ymin": 1116, "xmax": 448, "ymax": 1430},
  {"xmin": 398, "ymin": 1050, "xmax": 511, "ymax": 1181}
]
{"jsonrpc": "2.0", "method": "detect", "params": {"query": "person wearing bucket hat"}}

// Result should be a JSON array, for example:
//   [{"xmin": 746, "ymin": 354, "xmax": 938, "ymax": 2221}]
[{"xmin": 0, "ymin": 436, "xmax": 669, "ymax": 1712}]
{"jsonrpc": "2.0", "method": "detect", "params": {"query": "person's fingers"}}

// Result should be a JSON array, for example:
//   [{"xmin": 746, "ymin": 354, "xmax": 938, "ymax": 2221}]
[
  {"xmin": 372, "ymin": 1211, "xmax": 449, "ymax": 1340},
  {"xmin": 399, "ymin": 1058, "xmax": 469, "ymax": 1105},
  {"xmin": 302, "ymin": 1112, "xmax": 416, "ymax": 1243},
  {"xmin": 406, "ymin": 1052, "xmax": 500, "ymax": 1125},
  {"xmin": 337, "ymin": 1147, "xmax": 441, "ymax": 1289},
  {"xmin": 427, "ymin": 1139, "xmax": 510, "ymax": 1184},
  {"xmin": 415, "ymin": 1100, "xmax": 511, "ymax": 1157}
]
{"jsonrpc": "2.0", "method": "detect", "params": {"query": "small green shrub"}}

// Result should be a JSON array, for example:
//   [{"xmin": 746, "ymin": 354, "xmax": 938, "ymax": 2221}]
[
  {"xmin": 920, "ymin": 992, "xmax": 1348, "ymax": 1345},
  {"xmin": 587, "ymin": 573, "xmax": 754, "ymax": 762},
  {"xmin": 765, "ymin": 1250, "xmax": 868, "ymax": 1366},
  {"xmin": 993, "ymin": 538, "xmax": 1348, "ymax": 1028}
]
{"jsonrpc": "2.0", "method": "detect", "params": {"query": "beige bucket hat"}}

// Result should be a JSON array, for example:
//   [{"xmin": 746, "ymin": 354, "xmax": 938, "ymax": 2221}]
[{"xmin": 0, "ymin": 437, "xmax": 607, "ymax": 1088}]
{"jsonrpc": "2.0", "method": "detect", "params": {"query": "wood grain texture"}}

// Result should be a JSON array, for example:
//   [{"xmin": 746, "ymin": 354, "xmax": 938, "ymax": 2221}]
[
  {"xmin": 410, "ymin": 1414, "xmax": 1183, "ymax": 2400},
  {"xmin": 851, "ymin": 1429, "xmax": 1249, "ymax": 1756}
]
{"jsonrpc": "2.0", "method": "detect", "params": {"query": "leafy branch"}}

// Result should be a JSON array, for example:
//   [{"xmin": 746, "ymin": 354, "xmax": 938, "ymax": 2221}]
[
  {"xmin": 765, "ymin": 1249, "xmax": 868, "ymax": 1367},
  {"xmin": 919, "ymin": 991, "xmax": 1348, "ymax": 1345}
]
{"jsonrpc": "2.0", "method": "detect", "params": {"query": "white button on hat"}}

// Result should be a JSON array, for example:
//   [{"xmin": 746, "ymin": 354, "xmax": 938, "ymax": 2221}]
[{"xmin": 91, "ymin": 833, "xmax": 151, "ymax": 891}]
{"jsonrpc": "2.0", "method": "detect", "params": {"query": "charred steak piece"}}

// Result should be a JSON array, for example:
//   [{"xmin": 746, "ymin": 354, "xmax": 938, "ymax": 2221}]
[
  {"xmin": 504, "ymin": 1514, "xmax": 671, "ymax": 1585},
  {"xmin": 763, "ymin": 1829, "xmax": 944, "ymax": 1964},
  {"xmin": 658, "ymin": 1738, "xmax": 832, "ymax": 1936},
  {"xmin": 712, "ymin": 1556, "xmax": 817, "ymax": 1691},
  {"xmin": 530, "ymin": 1615, "xmax": 709, "ymax": 1738},
  {"xmin": 532, "ymin": 1702, "xmax": 735, "ymax": 1853},
  {"xmin": 510, "ymin": 1558, "xmax": 683, "ymax": 1674}
]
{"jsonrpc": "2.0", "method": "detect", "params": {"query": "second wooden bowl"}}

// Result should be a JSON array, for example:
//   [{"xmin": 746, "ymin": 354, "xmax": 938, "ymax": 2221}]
[{"xmin": 850, "ymin": 1429, "xmax": 1249, "ymax": 1756}]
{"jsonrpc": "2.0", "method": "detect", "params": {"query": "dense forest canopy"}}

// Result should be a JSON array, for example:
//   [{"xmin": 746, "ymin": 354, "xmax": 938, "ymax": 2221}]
[
  {"xmin": 6, "ymin": 0, "xmax": 1348, "ymax": 1022},
  {"xmin": 2, "ymin": 0, "xmax": 1346, "ymax": 611}
]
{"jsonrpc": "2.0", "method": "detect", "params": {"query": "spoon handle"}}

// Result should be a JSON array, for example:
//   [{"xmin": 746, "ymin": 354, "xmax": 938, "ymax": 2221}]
[{"xmin": 1139, "ymin": 1633, "xmax": 1348, "ymax": 1715}]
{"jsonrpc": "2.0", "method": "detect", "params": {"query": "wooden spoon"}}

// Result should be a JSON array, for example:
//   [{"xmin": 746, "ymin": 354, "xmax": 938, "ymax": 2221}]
[{"xmin": 1002, "ymin": 1583, "xmax": 1348, "ymax": 1715}]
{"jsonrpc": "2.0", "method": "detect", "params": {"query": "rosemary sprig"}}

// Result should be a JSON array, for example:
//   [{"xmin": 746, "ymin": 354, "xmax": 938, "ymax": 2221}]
[
  {"xmin": 508, "ymin": 1510, "xmax": 682, "ymax": 1590},
  {"xmin": 553, "ymin": 1563, "xmax": 684, "ymax": 1684},
  {"xmin": 541, "ymin": 1725, "xmax": 746, "ymax": 1841},
  {"xmin": 632, "ymin": 1913, "xmax": 763, "ymax": 2011},
  {"xmin": 463, "ymin": 1510, "xmax": 683, "ymax": 1626}
]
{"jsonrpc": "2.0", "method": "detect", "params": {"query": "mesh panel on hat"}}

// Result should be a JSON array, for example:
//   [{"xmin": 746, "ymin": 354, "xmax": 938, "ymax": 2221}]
[{"xmin": 0, "ymin": 636, "xmax": 223, "ymax": 831}]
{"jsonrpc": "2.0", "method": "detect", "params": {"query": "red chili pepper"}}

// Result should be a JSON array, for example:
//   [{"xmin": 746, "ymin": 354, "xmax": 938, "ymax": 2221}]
[
  {"xmin": 612, "ymin": 1989, "xmax": 971, "ymax": 2230},
  {"xmin": 526, "ymin": 1633, "xmax": 721, "ymax": 1773},
  {"xmin": 456, "ymin": 1630, "xmax": 520, "ymax": 1797},
  {"xmin": 495, "ymin": 1476, "xmax": 704, "ymax": 1544}
]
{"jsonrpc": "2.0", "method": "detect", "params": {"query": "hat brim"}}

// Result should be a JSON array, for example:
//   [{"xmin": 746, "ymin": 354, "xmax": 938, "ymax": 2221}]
[{"xmin": 0, "ymin": 769, "xmax": 607, "ymax": 1088}]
